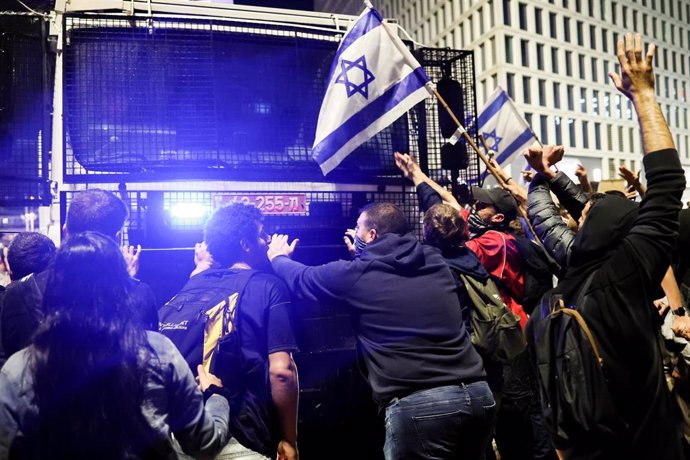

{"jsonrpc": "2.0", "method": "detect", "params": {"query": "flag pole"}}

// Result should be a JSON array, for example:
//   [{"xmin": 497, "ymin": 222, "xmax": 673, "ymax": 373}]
[{"xmin": 432, "ymin": 88, "xmax": 543, "ymax": 245}]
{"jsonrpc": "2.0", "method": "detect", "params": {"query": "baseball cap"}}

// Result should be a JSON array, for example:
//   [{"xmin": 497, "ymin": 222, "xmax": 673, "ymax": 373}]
[{"xmin": 471, "ymin": 186, "xmax": 518, "ymax": 221}]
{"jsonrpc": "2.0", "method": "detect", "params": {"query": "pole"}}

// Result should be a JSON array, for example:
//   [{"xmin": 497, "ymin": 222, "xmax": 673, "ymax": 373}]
[{"xmin": 432, "ymin": 88, "xmax": 543, "ymax": 245}]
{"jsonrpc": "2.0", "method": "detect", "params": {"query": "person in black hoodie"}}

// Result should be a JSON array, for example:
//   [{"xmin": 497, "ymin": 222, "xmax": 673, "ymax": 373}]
[
  {"xmin": 268, "ymin": 202, "xmax": 494, "ymax": 460},
  {"xmin": 528, "ymin": 33, "xmax": 687, "ymax": 459}
]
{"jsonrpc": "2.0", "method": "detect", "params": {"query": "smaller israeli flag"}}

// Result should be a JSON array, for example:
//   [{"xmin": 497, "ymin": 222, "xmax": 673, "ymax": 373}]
[
  {"xmin": 312, "ymin": 3, "xmax": 432, "ymax": 175},
  {"xmin": 478, "ymin": 87, "xmax": 538, "ymax": 168}
]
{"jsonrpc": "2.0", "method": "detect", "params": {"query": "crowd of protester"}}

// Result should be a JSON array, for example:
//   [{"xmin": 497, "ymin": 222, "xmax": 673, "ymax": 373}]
[{"xmin": 0, "ymin": 32, "xmax": 689, "ymax": 460}]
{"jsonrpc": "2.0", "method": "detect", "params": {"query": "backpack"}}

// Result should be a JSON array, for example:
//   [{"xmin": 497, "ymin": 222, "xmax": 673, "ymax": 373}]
[
  {"xmin": 159, "ymin": 269, "xmax": 280, "ymax": 457},
  {"xmin": 513, "ymin": 236, "xmax": 560, "ymax": 315},
  {"xmin": 459, "ymin": 273, "xmax": 526, "ymax": 363},
  {"xmin": 532, "ymin": 275, "xmax": 628, "ymax": 449}
]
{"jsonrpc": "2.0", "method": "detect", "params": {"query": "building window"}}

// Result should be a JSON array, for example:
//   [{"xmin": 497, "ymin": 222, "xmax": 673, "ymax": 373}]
[
  {"xmin": 521, "ymin": 39, "xmax": 529, "ymax": 67},
  {"xmin": 592, "ymin": 90, "xmax": 599, "ymax": 116},
  {"xmin": 551, "ymin": 47, "xmax": 559, "ymax": 73},
  {"xmin": 503, "ymin": 0, "xmax": 511, "ymax": 25},
  {"xmin": 563, "ymin": 17, "xmax": 571, "ymax": 42},
  {"xmin": 565, "ymin": 51, "xmax": 572, "ymax": 76},
  {"xmin": 591, "ymin": 57, "xmax": 598, "ymax": 82},
  {"xmin": 538, "ymin": 79, "xmax": 546, "ymax": 105},
  {"xmin": 549, "ymin": 12, "xmax": 557, "ymax": 39},
  {"xmin": 505, "ymin": 35, "xmax": 513, "ymax": 63},
  {"xmin": 604, "ymin": 93, "xmax": 611, "ymax": 117},
  {"xmin": 594, "ymin": 122, "xmax": 601, "ymax": 149},
  {"xmin": 567, "ymin": 84, "xmax": 574, "ymax": 110},
  {"xmin": 537, "ymin": 44, "xmax": 545, "ymax": 70},
  {"xmin": 519, "ymin": 2, "xmax": 527, "ymax": 29},
  {"xmin": 612, "ymin": 2, "xmax": 617, "ymax": 23},
  {"xmin": 582, "ymin": 121, "xmax": 589, "ymax": 149},
  {"xmin": 507, "ymin": 72, "xmax": 515, "ymax": 98},
  {"xmin": 568, "ymin": 118, "xmax": 576, "ymax": 147},
  {"xmin": 553, "ymin": 82, "xmax": 561, "ymax": 108},
  {"xmin": 555, "ymin": 116, "xmax": 562, "ymax": 145},
  {"xmin": 576, "ymin": 21, "xmax": 584, "ymax": 46},
  {"xmin": 607, "ymin": 124, "xmax": 613, "ymax": 150},
  {"xmin": 578, "ymin": 54, "xmax": 585, "ymax": 79},
  {"xmin": 535, "ymin": 7, "xmax": 543, "ymax": 34},
  {"xmin": 523, "ymin": 76, "xmax": 531, "ymax": 103},
  {"xmin": 540, "ymin": 115, "xmax": 549, "ymax": 144},
  {"xmin": 580, "ymin": 88, "xmax": 587, "ymax": 112}
]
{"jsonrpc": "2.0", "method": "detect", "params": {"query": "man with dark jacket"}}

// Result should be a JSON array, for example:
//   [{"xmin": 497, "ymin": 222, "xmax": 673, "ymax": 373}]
[
  {"xmin": 529, "ymin": 33, "xmax": 687, "ymax": 459},
  {"xmin": 0, "ymin": 189, "xmax": 158, "ymax": 358},
  {"xmin": 268, "ymin": 202, "xmax": 494, "ymax": 460}
]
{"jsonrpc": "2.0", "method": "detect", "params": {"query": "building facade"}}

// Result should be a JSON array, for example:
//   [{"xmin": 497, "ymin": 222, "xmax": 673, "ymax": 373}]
[{"xmin": 317, "ymin": 0, "xmax": 690, "ymax": 191}]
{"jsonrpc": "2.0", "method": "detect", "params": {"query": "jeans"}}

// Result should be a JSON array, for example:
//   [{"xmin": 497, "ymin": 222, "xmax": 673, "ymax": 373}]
[{"xmin": 383, "ymin": 381, "xmax": 496, "ymax": 460}]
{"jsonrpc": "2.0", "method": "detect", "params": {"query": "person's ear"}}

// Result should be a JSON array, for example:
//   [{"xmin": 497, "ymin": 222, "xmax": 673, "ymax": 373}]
[
  {"xmin": 368, "ymin": 228, "xmax": 378, "ymax": 242},
  {"xmin": 491, "ymin": 213, "xmax": 505, "ymax": 225},
  {"xmin": 240, "ymin": 238, "xmax": 252, "ymax": 253}
]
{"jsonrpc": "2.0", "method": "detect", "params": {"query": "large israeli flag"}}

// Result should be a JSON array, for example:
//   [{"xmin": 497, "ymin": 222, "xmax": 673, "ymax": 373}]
[
  {"xmin": 478, "ymin": 87, "xmax": 538, "ymax": 168},
  {"xmin": 312, "ymin": 4, "xmax": 432, "ymax": 175}
]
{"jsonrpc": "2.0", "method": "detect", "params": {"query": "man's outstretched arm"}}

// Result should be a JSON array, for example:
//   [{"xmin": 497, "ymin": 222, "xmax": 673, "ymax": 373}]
[{"xmin": 269, "ymin": 351, "xmax": 299, "ymax": 460}]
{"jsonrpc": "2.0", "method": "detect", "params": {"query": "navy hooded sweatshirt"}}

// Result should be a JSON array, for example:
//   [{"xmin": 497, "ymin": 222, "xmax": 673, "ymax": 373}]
[{"xmin": 271, "ymin": 232, "xmax": 486, "ymax": 408}]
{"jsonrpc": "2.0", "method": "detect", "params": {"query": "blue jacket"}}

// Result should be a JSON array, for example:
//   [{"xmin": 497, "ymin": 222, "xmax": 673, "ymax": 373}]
[{"xmin": 272, "ymin": 232, "xmax": 485, "ymax": 407}]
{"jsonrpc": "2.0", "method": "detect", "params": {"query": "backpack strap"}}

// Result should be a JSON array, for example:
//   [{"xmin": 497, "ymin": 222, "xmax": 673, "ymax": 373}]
[
  {"xmin": 223, "ymin": 269, "xmax": 258, "ymax": 337},
  {"xmin": 552, "ymin": 271, "xmax": 604, "ymax": 368}
]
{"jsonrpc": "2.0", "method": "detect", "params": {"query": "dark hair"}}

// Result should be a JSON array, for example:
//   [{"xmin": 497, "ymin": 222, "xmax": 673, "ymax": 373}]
[
  {"xmin": 603, "ymin": 190, "xmax": 626, "ymax": 199},
  {"xmin": 7, "ymin": 232, "xmax": 56, "ymax": 281},
  {"xmin": 65, "ymin": 189, "xmax": 128, "ymax": 239},
  {"xmin": 423, "ymin": 204, "xmax": 467, "ymax": 249},
  {"xmin": 27, "ymin": 232, "xmax": 159, "ymax": 460},
  {"xmin": 204, "ymin": 203, "xmax": 263, "ymax": 267},
  {"xmin": 359, "ymin": 202, "xmax": 409, "ymax": 235},
  {"xmin": 588, "ymin": 192, "xmax": 608, "ymax": 207}
]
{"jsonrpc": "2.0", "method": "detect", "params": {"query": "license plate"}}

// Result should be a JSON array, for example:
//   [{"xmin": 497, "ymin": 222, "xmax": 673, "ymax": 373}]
[{"xmin": 213, "ymin": 193, "xmax": 307, "ymax": 215}]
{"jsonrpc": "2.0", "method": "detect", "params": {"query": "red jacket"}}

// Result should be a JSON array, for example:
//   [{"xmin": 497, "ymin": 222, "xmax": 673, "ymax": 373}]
[{"xmin": 461, "ymin": 210, "xmax": 527, "ymax": 328}]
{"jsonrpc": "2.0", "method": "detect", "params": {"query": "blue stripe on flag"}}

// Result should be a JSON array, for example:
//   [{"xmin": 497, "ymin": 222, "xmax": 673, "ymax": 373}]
[
  {"xmin": 477, "ymin": 90, "xmax": 510, "ymax": 128},
  {"xmin": 312, "ymin": 69, "xmax": 427, "ymax": 166},
  {"xmin": 326, "ymin": 10, "xmax": 383, "ymax": 86},
  {"xmin": 494, "ymin": 128, "xmax": 536, "ymax": 165}
]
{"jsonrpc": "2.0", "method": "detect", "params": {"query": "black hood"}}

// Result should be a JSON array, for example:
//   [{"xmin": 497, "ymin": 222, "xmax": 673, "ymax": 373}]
[{"xmin": 556, "ymin": 195, "xmax": 639, "ymax": 300}]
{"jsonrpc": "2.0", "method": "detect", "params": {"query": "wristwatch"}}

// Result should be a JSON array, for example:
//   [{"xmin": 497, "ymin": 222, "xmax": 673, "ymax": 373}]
[{"xmin": 672, "ymin": 306, "xmax": 687, "ymax": 317}]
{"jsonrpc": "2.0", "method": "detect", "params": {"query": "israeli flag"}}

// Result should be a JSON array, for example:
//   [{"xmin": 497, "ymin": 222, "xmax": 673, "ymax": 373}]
[
  {"xmin": 312, "ymin": 4, "xmax": 432, "ymax": 175},
  {"xmin": 478, "ymin": 87, "xmax": 538, "ymax": 169}
]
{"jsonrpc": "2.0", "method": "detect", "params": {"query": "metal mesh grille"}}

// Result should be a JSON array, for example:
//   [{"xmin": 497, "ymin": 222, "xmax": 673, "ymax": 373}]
[
  {"xmin": 63, "ymin": 15, "xmax": 413, "ymax": 184},
  {"xmin": 61, "ymin": 189, "xmax": 423, "ymax": 246},
  {"xmin": 0, "ymin": 15, "xmax": 52, "ymax": 206},
  {"xmin": 418, "ymin": 48, "xmax": 480, "ymax": 187}
]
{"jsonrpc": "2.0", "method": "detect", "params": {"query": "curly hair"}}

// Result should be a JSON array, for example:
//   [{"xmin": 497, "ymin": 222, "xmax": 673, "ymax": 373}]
[
  {"xmin": 204, "ymin": 203, "xmax": 264, "ymax": 267},
  {"xmin": 423, "ymin": 203, "xmax": 468, "ymax": 250},
  {"xmin": 7, "ymin": 232, "xmax": 56, "ymax": 281}
]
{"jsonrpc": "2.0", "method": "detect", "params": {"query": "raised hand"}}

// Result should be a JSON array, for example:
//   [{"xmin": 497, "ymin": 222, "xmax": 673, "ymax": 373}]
[
  {"xmin": 608, "ymin": 33, "xmax": 656, "ymax": 102},
  {"xmin": 121, "ymin": 244, "xmax": 142, "ymax": 278},
  {"xmin": 268, "ymin": 234, "xmax": 299, "ymax": 261},
  {"xmin": 343, "ymin": 228, "xmax": 356, "ymax": 258}
]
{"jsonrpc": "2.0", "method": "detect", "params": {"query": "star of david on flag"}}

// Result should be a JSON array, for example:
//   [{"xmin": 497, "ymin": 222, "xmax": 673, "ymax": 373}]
[
  {"xmin": 312, "ymin": 3, "xmax": 433, "ymax": 175},
  {"xmin": 477, "ymin": 87, "xmax": 538, "ymax": 178}
]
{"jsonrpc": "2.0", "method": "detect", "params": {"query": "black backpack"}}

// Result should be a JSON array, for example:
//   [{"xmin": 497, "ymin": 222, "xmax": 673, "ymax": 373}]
[
  {"xmin": 458, "ymin": 273, "xmax": 526, "ymax": 363},
  {"xmin": 159, "ymin": 269, "xmax": 280, "ymax": 457},
  {"xmin": 514, "ymin": 236, "xmax": 560, "ymax": 315},
  {"xmin": 532, "ymin": 274, "xmax": 628, "ymax": 450}
]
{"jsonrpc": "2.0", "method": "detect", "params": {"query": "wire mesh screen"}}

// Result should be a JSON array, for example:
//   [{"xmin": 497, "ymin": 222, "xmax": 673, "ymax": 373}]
[
  {"xmin": 63, "ymin": 16, "xmax": 413, "ymax": 183},
  {"xmin": 418, "ymin": 48, "xmax": 480, "ymax": 186},
  {"xmin": 0, "ymin": 15, "xmax": 52, "ymax": 206},
  {"xmin": 61, "ymin": 189, "xmax": 424, "ymax": 247}
]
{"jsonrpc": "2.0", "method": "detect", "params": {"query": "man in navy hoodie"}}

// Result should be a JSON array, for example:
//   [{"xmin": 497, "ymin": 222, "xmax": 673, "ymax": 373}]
[{"xmin": 268, "ymin": 202, "xmax": 494, "ymax": 460}]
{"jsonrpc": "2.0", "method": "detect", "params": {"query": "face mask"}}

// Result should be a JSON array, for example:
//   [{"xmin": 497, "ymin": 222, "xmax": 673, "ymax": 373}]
[
  {"xmin": 354, "ymin": 233, "xmax": 368, "ymax": 256},
  {"xmin": 467, "ymin": 207, "xmax": 490, "ymax": 239}
]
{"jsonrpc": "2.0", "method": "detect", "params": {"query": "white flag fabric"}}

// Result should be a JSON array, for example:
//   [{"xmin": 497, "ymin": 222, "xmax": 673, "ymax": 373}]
[
  {"xmin": 312, "ymin": 5, "xmax": 432, "ymax": 175},
  {"xmin": 478, "ymin": 87, "xmax": 538, "ymax": 169}
]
